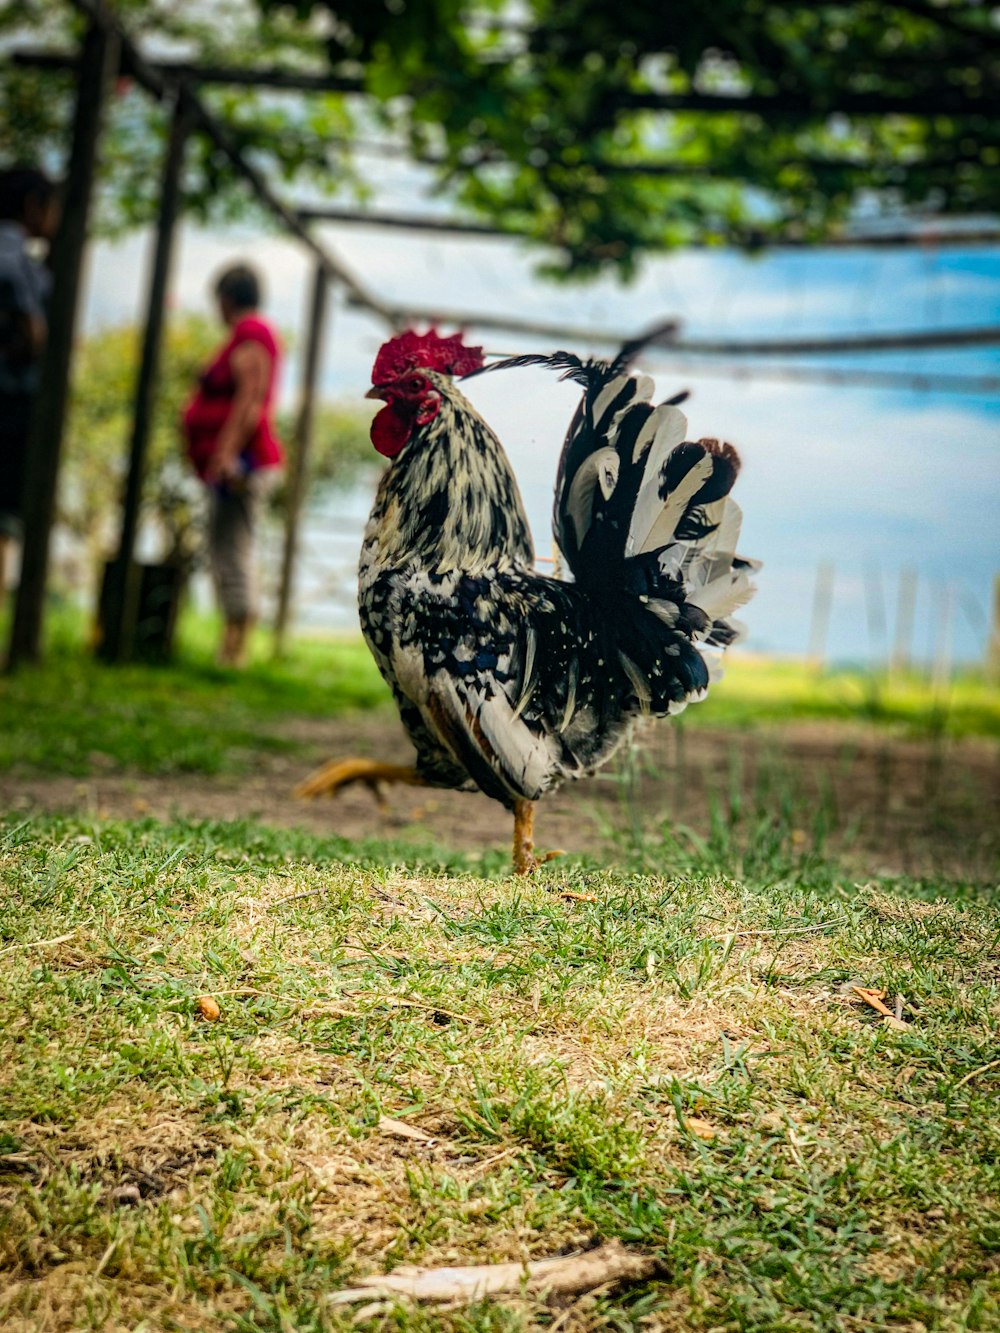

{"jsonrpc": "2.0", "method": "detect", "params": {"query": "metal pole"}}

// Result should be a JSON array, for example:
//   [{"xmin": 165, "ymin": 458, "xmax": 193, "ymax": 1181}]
[
  {"xmin": 986, "ymin": 574, "xmax": 1000, "ymax": 686},
  {"xmin": 932, "ymin": 582, "xmax": 954, "ymax": 701},
  {"xmin": 863, "ymin": 559, "xmax": 888, "ymax": 671},
  {"xmin": 274, "ymin": 262, "xmax": 330, "ymax": 656},
  {"xmin": 807, "ymin": 561, "xmax": 835, "ymax": 671},
  {"xmin": 6, "ymin": 17, "xmax": 119, "ymax": 669},
  {"xmin": 99, "ymin": 91, "xmax": 192, "ymax": 662},
  {"xmin": 890, "ymin": 567, "xmax": 918, "ymax": 677}
]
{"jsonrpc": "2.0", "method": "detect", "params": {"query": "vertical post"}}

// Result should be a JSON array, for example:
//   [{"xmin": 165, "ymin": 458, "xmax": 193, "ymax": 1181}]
[
  {"xmin": 863, "ymin": 559, "xmax": 887, "ymax": 672},
  {"xmin": 890, "ymin": 567, "xmax": 918, "ymax": 678},
  {"xmin": 932, "ymin": 581, "xmax": 954, "ymax": 701},
  {"xmin": 6, "ymin": 18, "xmax": 118, "ymax": 669},
  {"xmin": 806, "ymin": 561, "xmax": 835, "ymax": 671},
  {"xmin": 99, "ymin": 90, "xmax": 192, "ymax": 662},
  {"xmin": 985, "ymin": 574, "xmax": 1000, "ymax": 686},
  {"xmin": 273, "ymin": 261, "xmax": 329, "ymax": 656}
]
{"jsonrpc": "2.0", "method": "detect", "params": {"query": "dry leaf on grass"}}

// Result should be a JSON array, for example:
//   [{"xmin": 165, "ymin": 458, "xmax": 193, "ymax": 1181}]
[
  {"xmin": 196, "ymin": 995, "xmax": 221, "ymax": 1022},
  {"xmin": 377, "ymin": 1117, "xmax": 437, "ymax": 1145},
  {"xmin": 682, "ymin": 1116, "xmax": 719, "ymax": 1140},
  {"xmin": 328, "ymin": 1239, "xmax": 656, "ymax": 1306},
  {"xmin": 849, "ymin": 986, "xmax": 909, "ymax": 1030},
  {"xmin": 851, "ymin": 986, "xmax": 894, "ymax": 1018}
]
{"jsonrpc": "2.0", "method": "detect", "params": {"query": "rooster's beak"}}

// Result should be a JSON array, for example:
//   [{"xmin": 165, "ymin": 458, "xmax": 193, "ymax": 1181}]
[{"xmin": 365, "ymin": 385, "xmax": 387, "ymax": 400}]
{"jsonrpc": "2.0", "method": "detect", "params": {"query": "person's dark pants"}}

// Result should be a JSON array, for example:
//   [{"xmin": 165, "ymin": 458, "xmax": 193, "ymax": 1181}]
[{"xmin": 0, "ymin": 391, "xmax": 35, "ymax": 539}]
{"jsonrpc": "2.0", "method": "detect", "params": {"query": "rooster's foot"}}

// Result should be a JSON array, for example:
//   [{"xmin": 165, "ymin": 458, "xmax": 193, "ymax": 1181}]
[
  {"xmin": 516, "ymin": 848, "xmax": 566, "ymax": 875},
  {"xmin": 512, "ymin": 800, "xmax": 564, "ymax": 875}
]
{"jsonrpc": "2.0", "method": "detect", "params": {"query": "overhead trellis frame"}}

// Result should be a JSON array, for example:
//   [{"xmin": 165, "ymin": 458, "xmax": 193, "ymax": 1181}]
[
  {"xmin": 6, "ymin": 0, "xmax": 397, "ymax": 670},
  {"xmin": 295, "ymin": 205, "xmax": 1000, "ymax": 250},
  {"xmin": 6, "ymin": 1, "xmax": 999, "ymax": 668}
]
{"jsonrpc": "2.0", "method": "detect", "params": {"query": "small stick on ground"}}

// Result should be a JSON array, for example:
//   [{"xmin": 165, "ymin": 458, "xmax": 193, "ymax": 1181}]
[
  {"xmin": 0, "ymin": 930, "xmax": 77, "ymax": 957},
  {"xmin": 328, "ymin": 1239, "xmax": 656, "ymax": 1306},
  {"xmin": 723, "ymin": 921, "xmax": 842, "ymax": 941},
  {"xmin": 954, "ymin": 1057, "xmax": 1000, "ymax": 1091},
  {"xmin": 267, "ymin": 888, "xmax": 325, "ymax": 911},
  {"xmin": 376, "ymin": 995, "xmax": 474, "ymax": 1024}
]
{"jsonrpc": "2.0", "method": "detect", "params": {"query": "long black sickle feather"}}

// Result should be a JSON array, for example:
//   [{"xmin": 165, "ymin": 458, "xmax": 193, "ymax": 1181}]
[
  {"xmin": 608, "ymin": 319, "xmax": 680, "ymax": 374},
  {"xmin": 461, "ymin": 320, "xmax": 686, "ymax": 403},
  {"xmin": 466, "ymin": 318, "xmax": 688, "ymax": 386}
]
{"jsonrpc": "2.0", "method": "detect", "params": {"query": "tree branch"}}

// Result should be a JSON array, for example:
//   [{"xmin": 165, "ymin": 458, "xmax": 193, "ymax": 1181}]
[{"xmin": 886, "ymin": 0, "xmax": 1000, "ymax": 51}]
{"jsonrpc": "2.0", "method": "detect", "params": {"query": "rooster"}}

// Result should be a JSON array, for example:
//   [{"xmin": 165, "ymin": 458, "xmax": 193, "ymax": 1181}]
[{"xmin": 296, "ymin": 329, "xmax": 758, "ymax": 873}]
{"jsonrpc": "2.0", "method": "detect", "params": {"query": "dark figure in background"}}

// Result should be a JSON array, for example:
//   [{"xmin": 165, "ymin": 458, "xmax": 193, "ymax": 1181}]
[
  {"xmin": 0, "ymin": 166, "xmax": 59, "ymax": 597},
  {"xmin": 181, "ymin": 263, "xmax": 285, "ymax": 667}
]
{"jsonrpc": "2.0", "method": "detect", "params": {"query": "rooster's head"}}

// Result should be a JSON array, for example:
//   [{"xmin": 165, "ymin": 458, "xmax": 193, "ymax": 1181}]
[{"xmin": 366, "ymin": 329, "xmax": 484, "ymax": 459}]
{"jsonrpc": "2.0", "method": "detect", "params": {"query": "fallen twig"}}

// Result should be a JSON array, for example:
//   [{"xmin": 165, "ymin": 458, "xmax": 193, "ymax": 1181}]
[
  {"xmin": 954, "ymin": 1057, "xmax": 1000, "ymax": 1091},
  {"xmin": 462, "ymin": 1146, "xmax": 519, "ymax": 1177},
  {"xmin": 267, "ymin": 888, "xmax": 325, "ymax": 911},
  {"xmin": 720, "ymin": 921, "xmax": 842, "ymax": 942},
  {"xmin": 298, "ymin": 1001, "xmax": 359, "ymax": 1019},
  {"xmin": 93, "ymin": 1237, "xmax": 120, "ymax": 1279},
  {"xmin": 200, "ymin": 987, "xmax": 289, "ymax": 1001},
  {"xmin": 560, "ymin": 891, "xmax": 598, "ymax": 903},
  {"xmin": 0, "ymin": 930, "xmax": 77, "ymax": 958},
  {"xmin": 376, "ymin": 995, "xmax": 474, "ymax": 1024},
  {"xmin": 328, "ymin": 1240, "xmax": 655, "ymax": 1306}
]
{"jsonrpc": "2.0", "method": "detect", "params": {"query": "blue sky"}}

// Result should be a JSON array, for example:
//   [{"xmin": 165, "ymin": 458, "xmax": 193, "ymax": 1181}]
[{"xmin": 84, "ymin": 221, "xmax": 1000, "ymax": 665}]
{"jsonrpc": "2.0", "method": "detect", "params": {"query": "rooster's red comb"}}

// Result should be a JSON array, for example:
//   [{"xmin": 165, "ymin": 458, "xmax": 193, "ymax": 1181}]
[{"xmin": 372, "ymin": 328, "xmax": 484, "ymax": 383}]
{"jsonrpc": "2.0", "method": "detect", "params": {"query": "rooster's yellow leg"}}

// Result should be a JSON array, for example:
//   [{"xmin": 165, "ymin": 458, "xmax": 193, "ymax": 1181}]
[
  {"xmin": 512, "ymin": 799, "xmax": 536, "ymax": 875},
  {"xmin": 294, "ymin": 758, "xmax": 427, "ymax": 803},
  {"xmin": 512, "ymin": 799, "xmax": 564, "ymax": 875}
]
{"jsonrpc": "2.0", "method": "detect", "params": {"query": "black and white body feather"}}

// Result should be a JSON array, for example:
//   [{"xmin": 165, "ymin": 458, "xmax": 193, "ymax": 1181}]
[{"xmin": 358, "ymin": 349, "xmax": 758, "ymax": 812}]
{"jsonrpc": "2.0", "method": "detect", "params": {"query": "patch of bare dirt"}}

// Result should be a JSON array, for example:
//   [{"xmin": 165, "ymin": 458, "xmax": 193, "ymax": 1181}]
[{"xmin": 1, "ymin": 713, "xmax": 996, "ymax": 881}]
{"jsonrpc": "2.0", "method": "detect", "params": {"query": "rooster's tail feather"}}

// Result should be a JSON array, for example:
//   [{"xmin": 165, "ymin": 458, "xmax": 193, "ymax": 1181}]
[{"xmin": 552, "ymin": 369, "xmax": 759, "ymax": 715}]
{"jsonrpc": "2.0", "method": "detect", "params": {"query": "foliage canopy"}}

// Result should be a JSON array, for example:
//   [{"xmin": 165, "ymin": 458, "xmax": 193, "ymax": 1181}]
[{"xmin": 1, "ymin": 0, "xmax": 997, "ymax": 275}]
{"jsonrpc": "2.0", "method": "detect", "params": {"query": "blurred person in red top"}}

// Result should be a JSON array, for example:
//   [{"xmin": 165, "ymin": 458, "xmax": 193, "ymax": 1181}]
[{"xmin": 182, "ymin": 263, "xmax": 284, "ymax": 666}]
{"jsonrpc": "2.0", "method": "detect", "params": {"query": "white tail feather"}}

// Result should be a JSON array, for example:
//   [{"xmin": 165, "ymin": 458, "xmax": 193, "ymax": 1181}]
[
  {"xmin": 636, "ymin": 452, "xmax": 714, "ymax": 556},
  {"xmin": 592, "ymin": 376, "xmax": 628, "ymax": 426},
  {"xmin": 566, "ymin": 447, "xmax": 620, "ymax": 545},
  {"xmin": 683, "ymin": 498, "xmax": 744, "ymax": 585},
  {"xmin": 688, "ymin": 567, "xmax": 757, "ymax": 627},
  {"xmin": 624, "ymin": 406, "xmax": 690, "ymax": 556}
]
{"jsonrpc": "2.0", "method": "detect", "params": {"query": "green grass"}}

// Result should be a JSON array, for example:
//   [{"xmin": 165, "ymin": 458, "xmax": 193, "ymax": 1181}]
[
  {"xmin": 0, "ymin": 608, "xmax": 996, "ymax": 781},
  {"xmin": 0, "ymin": 609, "xmax": 390, "ymax": 777},
  {"xmin": 1, "ymin": 815, "xmax": 997, "ymax": 1331},
  {"xmin": 691, "ymin": 656, "xmax": 1000, "ymax": 739},
  {"xmin": 0, "ymin": 605, "xmax": 997, "ymax": 778}
]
